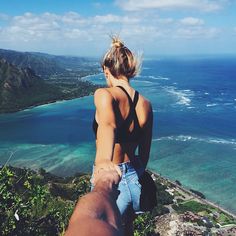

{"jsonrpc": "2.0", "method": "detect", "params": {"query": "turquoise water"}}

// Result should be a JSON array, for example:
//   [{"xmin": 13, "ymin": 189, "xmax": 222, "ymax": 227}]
[{"xmin": 0, "ymin": 57, "xmax": 236, "ymax": 213}]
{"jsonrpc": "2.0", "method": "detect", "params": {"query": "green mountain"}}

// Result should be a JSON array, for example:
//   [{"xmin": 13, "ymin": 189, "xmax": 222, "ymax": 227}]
[
  {"xmin": 0, "ymin": 55, "xmax": 98, "ymax": 114},
  {"xmin": 0, "ymin": 49, "xmax": 98, "ymax": 79},
  {"xmin": 0, "ymin": 49, "xmax": 65, "ymax": 78},
  {"xmin": 0, "ymin": 58, "xmax": 64, "ymax": 113},
  {"xmin": 0, "ymin": 48, "xmax": 99, "ymax": 113}
]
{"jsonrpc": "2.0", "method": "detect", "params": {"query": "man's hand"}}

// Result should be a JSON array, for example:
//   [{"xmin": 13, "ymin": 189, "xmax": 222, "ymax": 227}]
[{"xmin": 65, "ymin": 168, "xmax": 122, "ymax": 236}]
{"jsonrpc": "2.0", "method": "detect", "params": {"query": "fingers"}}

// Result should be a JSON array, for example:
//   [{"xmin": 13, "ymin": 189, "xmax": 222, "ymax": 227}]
[
  {"xmin": 94, "ymin": 169, "xmax": 120, "ymax": 186},
  {"xmin": 114, "ymin": 164, "xmax": 122, "ymax": 177},
  {"xmin": 94, "ymin": 162, "xmax": 121, "ymax": 177},
  {"xmin": 93, "ymin": 162, "xmax": 121, "ymax": 186}
]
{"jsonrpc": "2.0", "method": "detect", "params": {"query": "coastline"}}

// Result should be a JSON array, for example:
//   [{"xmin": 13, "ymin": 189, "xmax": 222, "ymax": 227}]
[
  {"xmin": 1, "ymin": 68, "xmax": 235, "ymax": 222},
  {"xmin": 148, "ymin": 169, "xmax": 236, "ymax": 219},
  {"xmin": 0, "ymin": 72, "xmax": 100, "ymax": 115},
  {"xmin": 0, "ymin": 94, "xmax": 91, "ymax": 115}
]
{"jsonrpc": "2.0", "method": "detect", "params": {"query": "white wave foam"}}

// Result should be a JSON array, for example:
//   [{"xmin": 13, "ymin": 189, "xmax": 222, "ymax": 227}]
[
  {"xmin": 164, "ymin": 86, "xmax": 194, "ymax": 106},
  {"xmin": 133, "ymin": 80, "xmax": 154, "ymax": 84},
  {"xmin": 148, "ymin": 75, "xmax": 170, "ymax": 81},
  {"xmin": 82, "ymin": 73, "xmax": 103, "ymax": 80},
  {"xmin": 153, "ymin": 135, "xmax": 236, "ymax": 147},
  {"xmin": 206, "ymin": 103, "xmax": 218, "ymax": 107}
]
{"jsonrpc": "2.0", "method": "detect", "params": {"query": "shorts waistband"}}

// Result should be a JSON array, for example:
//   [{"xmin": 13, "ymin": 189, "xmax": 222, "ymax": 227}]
[{"xmin": 117, "ymin": 160, "xmax": 144, "ymax": 175}]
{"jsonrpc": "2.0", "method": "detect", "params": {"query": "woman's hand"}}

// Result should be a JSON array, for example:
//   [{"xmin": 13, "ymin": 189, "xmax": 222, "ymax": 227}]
[{"xmin": 93, "ymin": 161, "xmax": 122, "ymax": 186}]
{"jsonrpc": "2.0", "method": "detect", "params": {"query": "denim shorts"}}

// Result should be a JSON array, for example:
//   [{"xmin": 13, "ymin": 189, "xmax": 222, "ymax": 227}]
[{"xmin": 90, "ymin": 159, "xmax": 145, "ymax": 219}]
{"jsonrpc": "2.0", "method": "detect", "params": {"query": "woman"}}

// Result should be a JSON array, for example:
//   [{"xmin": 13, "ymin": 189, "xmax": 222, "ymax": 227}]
[{"xmin": 92, "ymin": 36, "xmax": 153, "ymax": 235}]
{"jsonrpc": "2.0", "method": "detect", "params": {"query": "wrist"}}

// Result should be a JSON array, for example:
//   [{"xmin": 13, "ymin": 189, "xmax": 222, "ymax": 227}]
[{"xmin": 93, "ymin": 179, "xmax": 113, "ymax": 195}]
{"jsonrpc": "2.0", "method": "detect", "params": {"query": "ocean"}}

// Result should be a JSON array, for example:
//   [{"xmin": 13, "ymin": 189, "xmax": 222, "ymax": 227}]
[{"xmin": 0, "ymin": 56, "xmax": 236, "ymax": 214}]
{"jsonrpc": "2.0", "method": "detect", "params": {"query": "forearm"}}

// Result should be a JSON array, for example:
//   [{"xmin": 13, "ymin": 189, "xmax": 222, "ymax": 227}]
[
  {"xmin": 95, "ymin": 124, "xmax": 115, "ymax": 164},
  {"xmin": 65, "ymin": 169, "xmax": 122, "ymax": 236},
  {"xmin": 65, "ymin": 193, "xmax": 120, "ymax": 236}
]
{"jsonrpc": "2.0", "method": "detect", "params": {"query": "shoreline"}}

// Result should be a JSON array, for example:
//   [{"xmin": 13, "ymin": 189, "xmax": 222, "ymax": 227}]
[
  {"xmin": 0, "ymin": 72, "xmax": 100, "ymax": 115},
  {"xmin": 1, "ymin": 69, "xmax": 235, "ymax": 219},
  {"xmin": 148, "ymin": 169, "xmax": 236, "ymax": 219},
  {"xmin": 0, "ymin": 95, "xmax": 91, "ymax": 115}
]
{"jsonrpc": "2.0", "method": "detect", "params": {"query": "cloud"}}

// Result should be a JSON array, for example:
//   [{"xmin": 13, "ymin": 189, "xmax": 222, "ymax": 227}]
[
  {"xmin": 179, "ymin": 17, "xmax": 204, "ymax": 26},
  {"xmin": 116, "ymin": 0, "xmax": 224, "ymax": 12},
  {"xmin": 0, "ymin": 11, "xmax": 224, "ymax": 55},
  {"xmin": 176, "ymin": 17, "xmax": 220, "ymax": 39},
  {"xmin": 0, "ymin": 12, "xmax": 141, "ymax": 43},
  {"xmin": 175, "ymin": 27, "xmax": 220, "ymax": 39},
  {"xmin": 93, "ymin": 14, "xmax": 139, "ymax": 24}
]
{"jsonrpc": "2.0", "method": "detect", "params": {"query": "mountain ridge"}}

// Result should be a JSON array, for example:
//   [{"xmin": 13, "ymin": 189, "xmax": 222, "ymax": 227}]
[
  {"xmin": 0, "ymin": 48, "xmax": 97, "ymax": 79},
  {"xmin": 0, "ymin": 49, "xmax": 99, "ymax": 114},
  {"xmin": 0, "ymin": 57, "xmax": 65, "ymax": 113}
]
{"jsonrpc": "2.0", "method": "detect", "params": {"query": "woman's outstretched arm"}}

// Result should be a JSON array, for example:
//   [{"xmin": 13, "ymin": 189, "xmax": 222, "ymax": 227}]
[{"xmin": 93, "ymin": 88, "xmax": 121, "ymax": 177}]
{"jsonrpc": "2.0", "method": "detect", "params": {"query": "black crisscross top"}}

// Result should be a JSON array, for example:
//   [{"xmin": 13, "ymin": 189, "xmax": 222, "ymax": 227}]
[{"xmin": 92, "ymin": 86, "xmax": 143, "ymax": 143}]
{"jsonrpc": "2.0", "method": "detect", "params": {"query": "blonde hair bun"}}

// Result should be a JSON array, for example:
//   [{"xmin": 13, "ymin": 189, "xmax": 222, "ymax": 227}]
[
  {"xmin": 102, "ymin": 35, "xmax": 142, "ymax": 79},
  {"xmin": 111, "ymin": 36, "xmax": 124, "ymax": 48}
]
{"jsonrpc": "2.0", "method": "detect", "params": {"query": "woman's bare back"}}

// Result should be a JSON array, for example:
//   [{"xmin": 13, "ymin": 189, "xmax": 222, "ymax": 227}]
[{"xmin": 94, "ymin": 86, "xmax": 153, "ymax": 164}]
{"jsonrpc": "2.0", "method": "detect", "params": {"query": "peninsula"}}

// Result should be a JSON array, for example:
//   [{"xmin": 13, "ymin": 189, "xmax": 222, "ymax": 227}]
[{"xmin": 0, "ymin": 49, "xmax": 100, "ymax": 114}]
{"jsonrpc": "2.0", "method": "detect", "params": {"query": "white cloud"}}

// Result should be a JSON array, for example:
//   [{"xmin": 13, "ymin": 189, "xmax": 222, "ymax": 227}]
[
  {"xmin": 0, "ymin": 12, "xmax": 141, "ymax": 44},
  {"xmin": 0, "ymin": 11, "xmax": 224, "ymax": 55},
  {"xmin": 61, "ymin": 12, "xmax": 87, "ymax": 25},
  {"xmin": 175, "ymin": 27, "xmax": 220, "ymax": 39},
  {"xmin": 93, "ymin": 14, "xmax": 139, "ymax": 24},
  {"xmin": 116, "ymin": 0, "xmax": 223, "ymax": 12},
  {"xmin": 157, "ymin": 18, "xmax": 174, "ymax": 24},
  {"xmin": 180, "ymin": 17, "xmax": 204, "ymax": 26}
]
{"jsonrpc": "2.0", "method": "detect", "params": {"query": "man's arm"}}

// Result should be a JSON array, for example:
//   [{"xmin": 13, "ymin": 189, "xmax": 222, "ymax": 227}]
[{"xmin": 65, "ymin": 169, "xmax": 122, "ymax": 236}]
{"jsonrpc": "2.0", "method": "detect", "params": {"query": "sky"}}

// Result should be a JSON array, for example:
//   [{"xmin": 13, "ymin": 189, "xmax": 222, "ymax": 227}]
[{"xmin": 0, "ymin": 0, "xmax": 236, "ymax": 57}]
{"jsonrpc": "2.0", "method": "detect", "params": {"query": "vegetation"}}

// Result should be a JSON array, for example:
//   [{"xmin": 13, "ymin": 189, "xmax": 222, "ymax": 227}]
[
  {"xmin": 172, "ymin": 200, "xmax": 212, "ymax": 214},
  {"xmin": 190, "ymin": 189, "xmax": 206, "ymax": 199},
  {"xmin": 0, "ymin": 54, "xmax": 99, "ymax": 114},
  {"xmin": 175, "ymin": 180, "xmax": 182, "ymax": 186},
  {"xmin": 218, "ymin": 213, "xmax": 236, "ymax": 225},
  {"xmin": 173, "ymin": 200, "xmax": 236, "ymax": 227},
  {"xmin": 0, "ymin": 49, "xmax": 99, "ymax": 79},
  {"xmin": 0, "ymin": 165, "xmax": 90, "ymax": 236},
  {"xmin": 134, "ymin": 212, "xmax": 158, "ymax": 236},
  {"xmin": 0, "ymin": 165, "xmax": 176, "ymax": 236}
]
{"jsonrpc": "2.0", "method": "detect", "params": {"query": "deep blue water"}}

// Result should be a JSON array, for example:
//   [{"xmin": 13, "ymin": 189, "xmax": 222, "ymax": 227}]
[{"xmin": 0, "ymin": 56, "xmax": 236, "ymax": 213}]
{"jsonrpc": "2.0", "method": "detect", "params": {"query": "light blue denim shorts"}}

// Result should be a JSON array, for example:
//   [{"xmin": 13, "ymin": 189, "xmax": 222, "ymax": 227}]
[{"xmin": 91, "ymin": 159, "xmax": 145, "ymax": 219}]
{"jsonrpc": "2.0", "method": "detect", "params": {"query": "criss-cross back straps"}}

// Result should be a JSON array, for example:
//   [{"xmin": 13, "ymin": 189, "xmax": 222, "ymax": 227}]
[
  {"xmin": 116, "ymin": 85, "xmax": 139, "ymax": 128},
  {"xmin": 116, "ymin": 85, "xmax": 139, "ymax": 108}
]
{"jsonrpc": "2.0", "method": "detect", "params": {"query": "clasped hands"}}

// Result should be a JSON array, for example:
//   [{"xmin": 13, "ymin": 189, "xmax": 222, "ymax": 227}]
[{"xmin": 92, "ymin": 160, "xmax": 122, "ymax": 187}]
